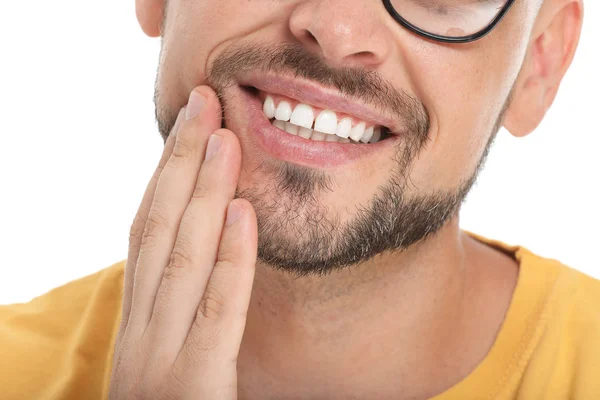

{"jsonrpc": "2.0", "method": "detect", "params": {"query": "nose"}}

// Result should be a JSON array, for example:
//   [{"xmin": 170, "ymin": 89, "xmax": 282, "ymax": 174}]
[{"xmin": 289, "ymin": 0, "xmax": 394, "ymax": 69}]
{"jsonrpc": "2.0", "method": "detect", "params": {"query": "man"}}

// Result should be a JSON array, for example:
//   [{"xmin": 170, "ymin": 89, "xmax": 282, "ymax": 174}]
[{"xmin": 1, "ymin": 0, "xmax": 597, "ymax": 398}]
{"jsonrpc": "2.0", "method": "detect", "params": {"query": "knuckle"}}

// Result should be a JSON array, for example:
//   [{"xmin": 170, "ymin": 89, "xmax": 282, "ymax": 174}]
[
  {"xmin": 216, "ymin": 248, "xmax": 238, "ymax": 267},
  {"xmin": 191, "ymin": 180, "xmax": 211, "ymax": 200},
  {"xmin": 189, "ymin": 320, "xmax": 223, "ymax": 355},
  {"xmin": 164, "ymin": 248, "xmax": 193, "ymax": 280},
  {"xmin": 173, "ymin": 234, "xmax": 196, "ymax": 259},
  {"xmin": 141, "ymin": 204, "xmax": 171, "ymax": 245},
  {"xmin": 170, "ymin": 136, "xmax": 196, "ymax": 165},
  {"xmin": 164, "ymin": 364, "xmax": 190, "ymax": 395},
  {"xmin": 198, "ymin": 285, "xmax": 227, "ymax": 321},
  {"xmin": 129, "ymin": 208, "xmax": 148, "ymax": 243}
]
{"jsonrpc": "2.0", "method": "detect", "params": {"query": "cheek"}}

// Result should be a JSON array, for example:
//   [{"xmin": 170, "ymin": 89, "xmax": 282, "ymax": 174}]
[
  {"xmin": 401, "ymin": 36, "xmax": 525, "ymax": 190},
  {"xmin": 158, "ymin": 0, "xmax": 282, "ymax": 106}
]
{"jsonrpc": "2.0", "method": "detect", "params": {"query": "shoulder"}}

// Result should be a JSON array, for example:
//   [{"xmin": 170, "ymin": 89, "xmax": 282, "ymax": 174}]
[
  {"xmin": 466, "ymin": 231, "xmax": 600, "ymax": 398},
  {"xmin": 0, "ymin": 260, "xmax": 126, "ymax": 400},
  {"xmin": 517, "ymin": 249, "xmax": 600, "ymax": 398},
  {"xmin": 518, "ymin": 248, "xmax": 600, "ymax": 321}
]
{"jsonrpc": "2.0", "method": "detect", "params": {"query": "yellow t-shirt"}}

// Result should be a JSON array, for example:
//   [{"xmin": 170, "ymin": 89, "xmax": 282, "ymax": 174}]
[{"xmin": 1, "ymin": 234, "xmax": 599, "ymax": 399}]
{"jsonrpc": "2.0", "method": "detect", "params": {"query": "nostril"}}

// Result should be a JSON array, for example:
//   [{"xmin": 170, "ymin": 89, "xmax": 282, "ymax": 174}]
[
  {"xmin": 350, "ymin": 50, "xmax": 379, "ymax": 67},
  {"xmin": 302, "ymin": 29, "xmax": 319, "ymax": 46}
]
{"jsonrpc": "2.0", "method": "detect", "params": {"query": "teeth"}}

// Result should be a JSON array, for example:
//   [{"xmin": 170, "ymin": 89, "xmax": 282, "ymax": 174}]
[
  {"xmin": 265, "ymin": 96, "xmax": 385, "ymax": 144},
  {"xmin": 369, "ymin": 128, "xmax": 381, "ymax": 144},
  {"xmin": 271, "ymin": 120, "xmax": 383, "ymax": 144},
  {"xmin": 310, "ymin": 131, "xmax": 326, "ymax": 141},
  {"xmin": 349, "ymin": 122, "xmax": 366, "ymax": 142},
  {"xmin": 285, "ymin": 122, "xmax": 299, "ymax": 135},
  {"xmin": 273, "ymin": 119, "xmax": 286, "ymax": 130},
  {"xmin": 314, "ymin": 110, "xmax": 337, "ymax": 135},
  {"xmin": 275, "ymin": 101, "xmax": 292, "ymax": 121},
  {"xmin": 263, "ymin": 96, "xmax": 276, "ymax": 119},
  {"xmin": 325, "ymin": 133, "xmax": 340, "ymax": 142},
  {"xmin": 290, "ymin": 104, "xmax": 315, "ymax": 129},
  {"xmin": 298, "ymin": 126, "xmax": 313, "ymax": 139},
  {"xmin": 335, "ymin": 118, "xmax": 352, "ymax": 138},
  {"xmin": 360, "ymin": 126, "xmax": 374, "ymax": 143}
]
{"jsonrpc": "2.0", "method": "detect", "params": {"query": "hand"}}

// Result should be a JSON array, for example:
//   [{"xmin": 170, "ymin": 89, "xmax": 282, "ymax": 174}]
[{"xmin": 109, "ymin": 85, "xmax": 258, "ymax": 399}]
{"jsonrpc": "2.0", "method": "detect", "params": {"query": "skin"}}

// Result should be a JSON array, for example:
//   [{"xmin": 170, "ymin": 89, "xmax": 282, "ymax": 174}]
[{"xmin": 109, "ymin": 0, "xmax": 584, "ymax": 399}]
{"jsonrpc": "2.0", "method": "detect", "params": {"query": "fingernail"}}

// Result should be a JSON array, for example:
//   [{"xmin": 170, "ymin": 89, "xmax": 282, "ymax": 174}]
[
  {"xmin": 226, "ymin": 201, "xmax": 244, "ymax": 226},
  {"xmin": 205, "ymin": 134, "xmax": 223, "ymax": 161},
  {"xmin": 186, "ymin": 91, "xmax": 205, "ymax": 120}
]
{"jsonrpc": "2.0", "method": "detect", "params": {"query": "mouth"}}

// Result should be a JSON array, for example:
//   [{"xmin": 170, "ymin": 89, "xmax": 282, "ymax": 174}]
[
  {"xmin": 229, "ymin": 74, "xmax": 402, "ymax": 168},
  {"xmin": 255, "ymin": 88, "xmax": 393, "ymax": 144}
]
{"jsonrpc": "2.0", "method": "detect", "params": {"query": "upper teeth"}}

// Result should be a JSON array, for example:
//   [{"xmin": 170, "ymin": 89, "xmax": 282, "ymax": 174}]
[
  {"xmin": 262, "ymin": 95, "xmax": 382, "ymax": 144},
  {"xmin": 290, "ymin": 104, "xmax": 314, "ymax": 129}
]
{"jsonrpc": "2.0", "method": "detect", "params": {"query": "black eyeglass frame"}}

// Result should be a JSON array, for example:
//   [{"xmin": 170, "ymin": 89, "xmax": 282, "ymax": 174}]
[{"xmin": 382, "ymin": 0, "xmax": 517, "ymax": 43}]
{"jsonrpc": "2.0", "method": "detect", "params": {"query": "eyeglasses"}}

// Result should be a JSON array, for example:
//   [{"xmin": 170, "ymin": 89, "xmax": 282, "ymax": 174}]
[{"xmin": 382, "ymin": 0, "xmax": 517, "ymax": 43}]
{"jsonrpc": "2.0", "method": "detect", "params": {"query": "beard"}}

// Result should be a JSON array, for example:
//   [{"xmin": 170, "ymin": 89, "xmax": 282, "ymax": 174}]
[{"xmin": 154, "ymin": 42, "xmax": 506, "ymax": 277}]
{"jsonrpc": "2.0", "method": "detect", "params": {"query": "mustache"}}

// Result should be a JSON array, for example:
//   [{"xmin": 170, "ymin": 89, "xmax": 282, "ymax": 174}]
[{"xmin": 205, "ymin": 42, "xmax": 429, "ymax": 139}]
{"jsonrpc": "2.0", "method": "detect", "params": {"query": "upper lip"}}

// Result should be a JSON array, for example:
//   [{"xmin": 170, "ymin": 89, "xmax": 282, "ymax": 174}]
[{"xmin": 236, "ymin": 73, "xmax": 402, "ymax": 134}]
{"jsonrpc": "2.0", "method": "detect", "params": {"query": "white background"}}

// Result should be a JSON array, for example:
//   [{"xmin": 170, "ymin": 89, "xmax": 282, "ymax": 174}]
[{"xmin": 0, "ymin": 1, "xmax": 598, "ymax": 304}]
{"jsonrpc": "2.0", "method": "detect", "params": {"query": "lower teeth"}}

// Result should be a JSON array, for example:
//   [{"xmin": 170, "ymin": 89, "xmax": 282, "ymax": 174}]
[{"xmin": 270, "ymin": 120, "xmax": 368, "ymax": 144}]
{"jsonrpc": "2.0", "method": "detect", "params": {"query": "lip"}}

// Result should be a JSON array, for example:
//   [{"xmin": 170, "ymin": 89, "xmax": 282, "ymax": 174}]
[
  {"xmin": 237, "ymin": 73, "xmax": 401, "ymax": 134},
  {"xmin": 232, "ymin": 85, "xmax": 401, "ymax": 169}
]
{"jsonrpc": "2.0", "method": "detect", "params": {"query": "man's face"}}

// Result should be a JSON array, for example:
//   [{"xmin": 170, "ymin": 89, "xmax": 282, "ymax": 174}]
[{"xmin": 151, "ymin": 0, "xmax": 539, "ymax": 276}]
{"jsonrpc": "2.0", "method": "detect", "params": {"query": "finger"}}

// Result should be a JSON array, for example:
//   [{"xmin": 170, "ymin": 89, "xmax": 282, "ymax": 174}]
[
  {"xmin": 174, "ymin": 199, "xmax": 257, "ymax": 393},
  {"xmin": 145, "ymin": 128, "xmax": 243, "ymax": 352},
  {"xmin": 127, "ymin": 85, "xmax": 223, "ymax": 335},
  {"xmin": 119, "ymin": 107, "xmax": 185, "ymax": 334}
]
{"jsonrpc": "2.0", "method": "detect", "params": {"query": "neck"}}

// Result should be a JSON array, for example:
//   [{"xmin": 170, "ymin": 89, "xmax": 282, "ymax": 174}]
[{"xmin": 238, "ymin": 218, "xmax": 515, "ymax": 399}]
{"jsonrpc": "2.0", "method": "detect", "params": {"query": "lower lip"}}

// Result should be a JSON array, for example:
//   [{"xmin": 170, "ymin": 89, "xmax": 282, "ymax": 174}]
[{"xmin": 236, "ymin": 86, "xmax": 401, "ymax": 169}]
